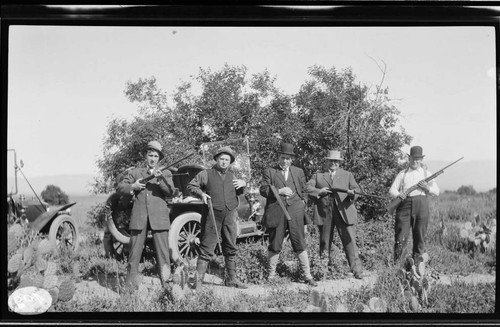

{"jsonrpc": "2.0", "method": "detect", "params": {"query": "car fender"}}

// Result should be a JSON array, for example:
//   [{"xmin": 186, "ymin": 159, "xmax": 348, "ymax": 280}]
[{"xmin": 29, "ymin": 202, "xmax": 77, "ymax": 232}]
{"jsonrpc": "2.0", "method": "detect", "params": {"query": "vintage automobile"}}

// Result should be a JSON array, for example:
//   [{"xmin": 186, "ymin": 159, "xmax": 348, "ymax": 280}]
[
  {"xmin": 7, "ymin": 149, "xmax": 80, "ymax": 254},
  {"xmin": 104, "ymin": 138, "xmax": 266, "ymax": 265}
]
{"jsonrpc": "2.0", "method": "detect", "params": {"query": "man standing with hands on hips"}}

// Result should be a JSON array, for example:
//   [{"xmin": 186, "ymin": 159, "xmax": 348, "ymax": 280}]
[
  {"xmin": 306, "ymin": 150, "xmax": 367, "ymax": 279},
  {"xmin": 389, "ymin": 146, "xmax": 439, "ymax": 263},
  {"xmin": 187, "ymin": 146, "xmax": 248, "ymax": 291},
  {"xmin": 259, "ymin": 142, "xmax": 317, "ymax": 286},
  {"xmin": 117, "ymin": 141, "xmax": 176, "ymax": 289}
]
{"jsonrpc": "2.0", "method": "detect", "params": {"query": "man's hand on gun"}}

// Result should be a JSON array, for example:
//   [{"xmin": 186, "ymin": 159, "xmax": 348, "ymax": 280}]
[
  {"xmin": 131, "ymin": 179, "xmax": 146, "ymax": 192},
  {"xmin": 318, "ymin": 187, "xmax": 332, "ymax": 196},
  {"xmin": 417, "ymin": 180, "xmax": 430, "ymax": 193},
  {"xmin": 278, "ymin": 187, "xmax": 294, "ymax": 197}
]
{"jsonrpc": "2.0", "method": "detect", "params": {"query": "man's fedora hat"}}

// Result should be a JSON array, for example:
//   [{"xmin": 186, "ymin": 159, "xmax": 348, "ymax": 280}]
[
  {"xmin": 145, "ymin": 141, "xmax": 165, "ymax": 160},
  {"xmin": 213, "ymin": 146, "xmax": 236, "ymax": 163},
  {"xmin": 408, "ymin": 146, "xmax": 425, "ymax": 158},
  {"xmin": 278, "ymin": 143, "xmax": 296, "ymax": 156},
  {"xmin": 325, "ymin": 150, "xmax": 344, "ymax": 161}
]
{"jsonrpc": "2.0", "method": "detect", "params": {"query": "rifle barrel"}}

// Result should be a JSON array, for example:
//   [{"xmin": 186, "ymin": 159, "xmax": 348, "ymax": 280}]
[{"xmin": 330, "ymin": 188, "xmax": 385, "ymax": 199}]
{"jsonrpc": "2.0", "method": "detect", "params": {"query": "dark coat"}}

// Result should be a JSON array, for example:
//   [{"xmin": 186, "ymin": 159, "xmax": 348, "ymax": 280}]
[
  {"xmin": 259, "ymin": 165, "xmax": 307, "ymax": 229},
  {"xmin": 306, "ymin": 169, "xmax": 360, "ymax": 225},
  {"xmin": 117, "ymin": 167, "xmax": 175, "ymax": 230}
]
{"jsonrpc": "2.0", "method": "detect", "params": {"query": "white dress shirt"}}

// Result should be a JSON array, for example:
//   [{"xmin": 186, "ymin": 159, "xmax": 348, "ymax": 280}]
[{"xmin": 389, "ymin": 166, "xmax": 440, "ymax": 198}]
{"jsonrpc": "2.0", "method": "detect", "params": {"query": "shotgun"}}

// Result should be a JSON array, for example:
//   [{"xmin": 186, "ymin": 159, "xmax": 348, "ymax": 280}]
[
  {"xmin": 329, "ymin": 187, "xmax": 386, "ymax": 200},
  {"xmin": 139, "ymin": 152, "xmax": 195, "ymax": 184},
  {"xmin": 387, "ymin": 157, "xmax": 464, "ymax": 215},
  {"xmin": 269, "ymin": 185, "xmax": 292, "ymax": 221}
]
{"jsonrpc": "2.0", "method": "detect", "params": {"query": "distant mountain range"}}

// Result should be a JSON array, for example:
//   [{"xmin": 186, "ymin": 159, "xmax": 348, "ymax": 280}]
[{"xmin": 6, "ymin": 160, "xmax": 496, "ymax": 197}]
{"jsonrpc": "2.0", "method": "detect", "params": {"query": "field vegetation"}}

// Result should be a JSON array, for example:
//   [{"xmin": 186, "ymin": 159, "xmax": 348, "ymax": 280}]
[{"xmin": 7, "ymin": 190, "xmax": 496, "ymax": 314}]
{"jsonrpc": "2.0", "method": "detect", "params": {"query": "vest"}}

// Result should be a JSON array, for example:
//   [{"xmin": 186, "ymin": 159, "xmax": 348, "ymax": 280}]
[{"xmin": 205, "ymin": 169, "xmax": 239, "ymax": 211}]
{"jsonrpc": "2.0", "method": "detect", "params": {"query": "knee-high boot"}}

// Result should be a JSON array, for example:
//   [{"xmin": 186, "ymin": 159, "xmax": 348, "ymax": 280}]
[
  {"xmin": 297, "ymin": 251, "xmax": 317, "ymax": 287},
  {"xmin": 224, "ymin": 256, "xmax": 248, "ymax": 289},
  {"xmin": 267, "ymin": 251, "xmax": 280, "ymax": 279},
  {"xmin": 195, "ymin": 258, "xmax": 209, "ymax": 292}
]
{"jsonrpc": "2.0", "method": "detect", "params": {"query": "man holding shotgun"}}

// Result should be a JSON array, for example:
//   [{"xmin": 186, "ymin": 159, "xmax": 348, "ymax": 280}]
[
  {"xmin": 117, "ymin": 141, "xmax": 177, "ymax": 289},
  {"xmin": 306, "ymin": 150, "xmax": 368, "ymax": 279},
  {"xmin": 260, "ymin": 143, "xmax": 317, "ymax": 286},
  {"xmin": 389, "ymin": 146, "xmax": 439, "ymax": 263},
  {"xmin": 187, "ymin": 146, "xmax": 248, "ymax": 290}
]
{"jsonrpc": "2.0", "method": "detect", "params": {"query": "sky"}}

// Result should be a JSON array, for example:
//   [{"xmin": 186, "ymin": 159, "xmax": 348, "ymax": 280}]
[{"xmin": 6, "ymin": 25, "xmax": 497, "ymax": 179}]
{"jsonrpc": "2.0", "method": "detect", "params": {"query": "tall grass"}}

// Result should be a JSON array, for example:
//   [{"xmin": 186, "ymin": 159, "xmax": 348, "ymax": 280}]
[{"xmin": 29, "ymin": 191, "xmax": 496, "ymax": 313}]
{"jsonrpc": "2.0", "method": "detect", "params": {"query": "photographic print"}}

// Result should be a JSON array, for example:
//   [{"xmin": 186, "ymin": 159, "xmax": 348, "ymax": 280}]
[{"xmin": 3, "ymin": 4, "xmax": 497, "ymax": 323}]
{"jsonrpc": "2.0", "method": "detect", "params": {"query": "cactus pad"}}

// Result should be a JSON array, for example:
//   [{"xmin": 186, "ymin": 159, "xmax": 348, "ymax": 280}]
[
  {"xmin": 43, "ymin": 275, "xmax": 59, "ymax": 289},
  {"xmin": 9, "ymin": 224, "xmax": 24, "ymax": 239},
  {"xmin": 23, "ymin": 246, "xmax": 34, "ymax": 266},
  {"xmin": 32, "ymin": 274, "xmax": 45, "ymax": 288},
  {"xmin": 48, "ymin": 287, "xmax": 59, "ymax": 304},
  {"xmin": 44, "ymin": 261, "xmax": 58, "ymax": 277},
  {"xmin": 35, "ymin": 256, "xmax": 48, "ymax": 272},
  {"xmin": 8, "ymin": 232, "xmax": 18, "ymax": 255},
  {"xmin": 37, "ymin": 239, "xmax": 53, "ymax": 255},
  {"xmin": 58, "ymin": 278, "xmax": 75, "ymax": 302},
  {"xmin": 8, "ymin": 253, "xmax": 24, "ymax": 273}
]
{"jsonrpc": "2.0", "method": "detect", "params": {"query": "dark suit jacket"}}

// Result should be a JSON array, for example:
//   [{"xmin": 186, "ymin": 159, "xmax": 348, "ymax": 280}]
[
  {"xmin": 259, "ymin": 165, "xmax": 307, "ymax": 228},
  {"xmin": 117, "ymin": 167, "xmax": 175, "ymax": 230},
  {"xmin": 306, "ymin": 169, "xmax": 360, "ymax": 225}
]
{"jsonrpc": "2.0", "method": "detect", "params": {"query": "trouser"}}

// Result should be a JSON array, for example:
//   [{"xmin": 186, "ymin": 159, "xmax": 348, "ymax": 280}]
[
  {"xmin": 126, "ymin": 220, "xmax": 171, "ymax": 287},
  {"xmin": 267, "ymin": 200, "xmax": 306, "ymax": 253},
  {"xmin": 198, "ymin": 206, "xmax": 238, "ymax": 261},
  {"xmin": 394, "ymin": 195, "xmax": 430, "ymax": 262},
  {"xmin": 318, "ymin": 203, "xmax": 362, "ymax": 274}
]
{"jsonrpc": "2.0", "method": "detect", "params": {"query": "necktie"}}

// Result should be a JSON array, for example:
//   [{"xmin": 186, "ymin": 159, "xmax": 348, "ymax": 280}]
[{"xmin": 283, "ymin": 168, "xmax": 289, "ymax": 180}]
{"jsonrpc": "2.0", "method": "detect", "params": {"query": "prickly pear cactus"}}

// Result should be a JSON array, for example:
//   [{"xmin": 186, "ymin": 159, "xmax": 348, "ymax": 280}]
[
  {"xmin": 8, "ymin": 253, "xmax": 24, "ymax": 274},
  {"xmin": 44, "ymin": 261, "xmax": 58, "ymax": 277},
  {"xmin": 8, "ymin": 232, "xmax": 18, "ymax": 255},
  {"xmin": 9, "ymin": 224, "xmax": 24, "ymax": 240},
  {"xmin": 58, "ymin": 278, "xmax": 75, "ymax": 302},
  {"xmin": 43, "ymin": 275, "xmax": 59, "ymax": 290},
  {"xmin": 37, "ymin": 239, "xmax": 53, "ymax": 256},
  {"xmin": 397, "ymin": 254, "xmax": 431, "ymax": 311},
  {"xmin": 23, "ymin": 246, "xmax": 34, "ymax": 267}
]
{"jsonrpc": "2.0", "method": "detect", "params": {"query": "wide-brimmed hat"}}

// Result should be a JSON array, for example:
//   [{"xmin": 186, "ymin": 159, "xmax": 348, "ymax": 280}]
[
  {"xmin": 408, "ymin": 146, "xmax": 425, "ymax": 159},
  {"xmin": 278, "ymin": 143, "xmax": 295, "ymax": 156},
  {"xmin": 213, "ymin": 146, "xmax": 236, "ymax": 163},
  {"xmin": 325, "ymin": 150, "xmax": 344, "ymax": 161},
  {"xmin": 144, "ymin": 141, "xmax": 165, "ymax": 160}
]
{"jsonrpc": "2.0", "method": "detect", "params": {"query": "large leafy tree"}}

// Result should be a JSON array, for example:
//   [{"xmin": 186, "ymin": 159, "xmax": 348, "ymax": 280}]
[
  {"xmin": 93, "ymin": 64, "xmax": 410, "ymax": 220},
  {"xmin": 294, "ymin": 65, "xmax": 411, "ymax": 218}
]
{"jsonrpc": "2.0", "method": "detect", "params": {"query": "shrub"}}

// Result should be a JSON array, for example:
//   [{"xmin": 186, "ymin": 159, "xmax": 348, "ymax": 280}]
[
  {"xmin": 457, "ymin": 185, "xmax": 477, "ymax": 196},
  {"xmin": 41, "ymin": 184, "xmax": 69, "ymax": 205}
]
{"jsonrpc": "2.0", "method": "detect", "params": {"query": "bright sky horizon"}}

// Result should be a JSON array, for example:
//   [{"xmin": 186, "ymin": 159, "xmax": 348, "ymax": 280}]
[{"xmin": 7, "ymin": 25, "xmax": 497, "ymax": 178}]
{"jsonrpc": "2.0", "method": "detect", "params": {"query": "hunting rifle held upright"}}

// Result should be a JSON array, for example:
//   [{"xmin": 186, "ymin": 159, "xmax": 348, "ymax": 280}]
[{"xmin": 386, "ymin": 156, "xmax": 464, "ymax": 215}]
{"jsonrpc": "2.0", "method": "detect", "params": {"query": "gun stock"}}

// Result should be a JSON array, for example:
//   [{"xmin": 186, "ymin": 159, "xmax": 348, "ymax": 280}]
[{"xmin": 387, "ymin": 198, "xmax": 402, "ymax": 215}]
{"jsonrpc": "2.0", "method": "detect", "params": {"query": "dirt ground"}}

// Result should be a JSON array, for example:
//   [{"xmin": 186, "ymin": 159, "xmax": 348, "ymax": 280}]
[{"xmin": 72, "ymin": 269, "xmax": 496, "ymax": 306}]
